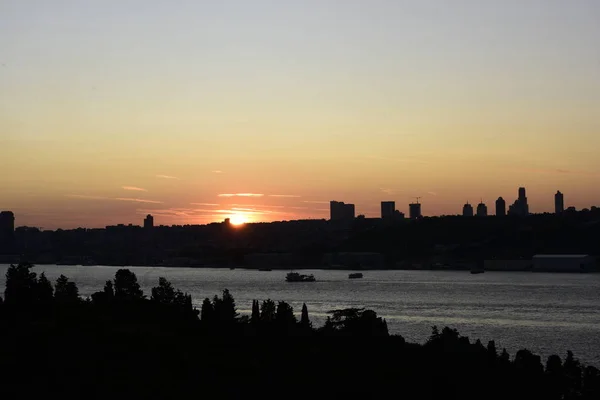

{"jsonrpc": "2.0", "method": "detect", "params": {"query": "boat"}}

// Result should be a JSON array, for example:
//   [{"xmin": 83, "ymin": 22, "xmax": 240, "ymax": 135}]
[
  {"xmin": 285, "ymin": 272, "xmax": 316, "ymax": 282},
  {"xmin": 258, "ymin": 268, "xmax": 272, "ymax": 271},
  {"xmin": 470, "ymin": 268, "xmax": 485, "ymax": 274},
  {"xmin": 348, "ymin": 273, "xmax": 364, "ymax": 279}
]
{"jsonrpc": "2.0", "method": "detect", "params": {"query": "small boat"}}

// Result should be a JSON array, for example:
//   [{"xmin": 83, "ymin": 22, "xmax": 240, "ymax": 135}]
[
  {"xmin": 348, "ymin": 273, "xmax": 364, "ymax": 279},
  {"xmin": 230, "ymin": 267, "xmax": 235, "ymax": 270},
  {"xmin": 258, "ymin": 268, "xmax": 272, "ymax": 271},
  {"xmin": 470, "ymin": 268, "xmax": 485, "ymax": 274},
  {"xmin": 286, "ymin": 272, "xmax": 316, "ymax": 282}
]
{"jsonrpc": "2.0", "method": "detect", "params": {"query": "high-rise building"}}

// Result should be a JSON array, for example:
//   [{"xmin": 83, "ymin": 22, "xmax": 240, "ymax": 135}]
[
  {"xmin": 0, "ymin": 211, "xmax": 15, "ymax": 247},
  {"xmin": 144, "ymin": 214, "xmax": 154, "ymax": 229},
  {"xmin": 381, "ymin": 201, "xmax": 395, "ymax": 219},
  {"xmin": 330, "ymin": 201, "xmax": 355, "ymax": 222},
  {"xmin": 495, "ymin": 197, "xmax": 506, "ymax": 216},
  {"xmin": 508, "ymin": 187, "xmax": 529, "ymax": 216},
  {"xmin": 462, "ymin": 202, "xmax": 474, "ymax": 217},
  {"xmin": 409, "ymin": 203, "xmax": 422, "ymax": 220},
  {"xmin": 476, "ymin": 201, "xmax": 488, "ymax": 217},
  {"xmin": 555, "ymin": 191, "xmax": 564, "ymax": 214}
]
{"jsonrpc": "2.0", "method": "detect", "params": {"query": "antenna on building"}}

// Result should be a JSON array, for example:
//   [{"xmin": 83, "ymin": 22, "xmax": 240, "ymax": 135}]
[{"xmin": 414, "ymin": 197, "xmax": 421, "ymax": 204}]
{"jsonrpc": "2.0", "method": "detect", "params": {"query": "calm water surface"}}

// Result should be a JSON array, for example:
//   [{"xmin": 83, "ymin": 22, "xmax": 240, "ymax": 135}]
[{"xmin": 1, "ymin": 265, "xmax": 599, "ymax": 366}]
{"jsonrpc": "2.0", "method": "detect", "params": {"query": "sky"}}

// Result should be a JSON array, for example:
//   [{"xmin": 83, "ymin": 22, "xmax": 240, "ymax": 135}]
[{"xmin": 1, "ymin": 0, "xmax": 599, "ymax": 229}]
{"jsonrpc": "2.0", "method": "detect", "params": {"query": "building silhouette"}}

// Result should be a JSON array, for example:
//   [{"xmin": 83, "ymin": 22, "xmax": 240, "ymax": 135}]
[
  {"xmin": 409, "ymin": 203, "xmax": 422, "ymax": 220},
  {"xmin": 476, "ymin": 201, "xmax": 488, "ymax": 217},
  {"xmin": 462, "ymin": 202, "xmax": 474, "ymax": 217},
  {"xmin": 330, "ymin": 201, "xmax": 355, "ymax": 222},
  {"xmin": 0, "ymin": 211, "xmax": 15, "ymax": 241},
  {"xmin": 555, "ymin": 191, "xmax": 564, "ymax": 214},
  {"xmin": 381, "ymin": 201, "xmax": 395, "ymax": 219},
  {"xmin": 508, "ymin": 187, "xmax": 529, "ymax": 216},
  {"xmin": 495, "ymin": 197, "xmax": 506, "ymax": 217},
  {"xmin": 144, "ymin": 214, "xmax": 154, "ymax": 229}
]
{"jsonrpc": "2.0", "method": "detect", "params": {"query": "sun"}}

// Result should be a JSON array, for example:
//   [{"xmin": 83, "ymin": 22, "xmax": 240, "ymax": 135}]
[{"xmin": 229, "ymin": 215, "xmax": 248, "ymax": 226}]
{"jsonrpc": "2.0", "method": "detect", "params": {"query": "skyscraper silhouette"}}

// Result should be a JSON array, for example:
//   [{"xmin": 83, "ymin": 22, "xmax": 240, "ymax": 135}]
[
  {"xmin": 555, "ymin": 191, "xmax": 564, "ymax": 214},
  {"xmin": 409, "ymin": 203, "xmax": 422, "ymax": 220},
  {"xmin": 144, "ymin": 214, "xmax": 154, "ymax": 229},
  {"xmin": 381, "ymin": 201, "xmax": 395, "ymax": 219},
  {"xmin": 330, "ymin": 201, "xmax": 355, "ymax": 222},
  {"xmin": 462, "ymin": 202, "xmax": 474, "ymax": 217},
  {"xmin": 476, "ymin": 201, "xmax": 488, "ymax": 217},
  {"xmin": 495, "ymin": 197, "xmax": 506, "ymax": 216},
  {"xmin": 508, "ymin": 187, "xmax": 529, "ymax": 216},
  {"xmin": 0, "ymin": 211, "xmax": 15, "ymax": 248}
]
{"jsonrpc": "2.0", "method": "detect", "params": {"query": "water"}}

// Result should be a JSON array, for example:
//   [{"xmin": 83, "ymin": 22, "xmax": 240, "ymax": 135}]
[{"xmin": 1, "ymin": 265, "xmax": 599, "ymax": 366}]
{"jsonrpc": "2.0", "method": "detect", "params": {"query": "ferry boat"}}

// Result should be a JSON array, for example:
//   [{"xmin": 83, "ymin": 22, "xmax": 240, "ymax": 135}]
[{"xmin": 285, "ymin": 272, "xmax": 316, "ymax": 282}]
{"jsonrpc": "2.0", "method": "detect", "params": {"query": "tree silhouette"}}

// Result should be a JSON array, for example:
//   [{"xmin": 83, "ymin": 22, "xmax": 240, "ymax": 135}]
[
  {"xmin": 251, "ymin": 300, "xmax": 260, "ymax": 323},
  {"xmin": 260, "ymin": 299, "xmax": 276, "ymax": 322},
  {"xmin": 300, "ymin": 303, "xmax": 311, "ymax": 328},
  {"xmin": 151, "ymin": 277, "xmax": 176, "ymax": 304},
  {"xmin": 114, "ymin": 269, "xmax": 144, "ymax": 301},
  {"xmin": 4, "ymin": 263, "xmax": 37, "ymax": 306},
  {"xmin": 275, "ymin": 301, "xmax": 296, "ymax": 325},
  {"xmin": 201, "ymin": 298, "xmax": 214, "ymax": 322},
  {"xmin": 220, "ymin": 289, "xmax": 238, "ymax": 321},
  {"xmin": 36, "ymin": 272, "xmax": 54, "ymax": 304},
  {"xmin": 54, "ymin": 275, "xmax": 79, "ymax": 303}
]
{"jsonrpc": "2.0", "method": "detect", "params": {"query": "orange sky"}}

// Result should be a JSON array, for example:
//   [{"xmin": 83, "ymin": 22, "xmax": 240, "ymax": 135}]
[{"xmin": 1, "ymin": 1, "xmax": 599, "ymax": 229}]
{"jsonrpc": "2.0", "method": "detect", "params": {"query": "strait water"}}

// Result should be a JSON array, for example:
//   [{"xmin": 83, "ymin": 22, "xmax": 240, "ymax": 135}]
[{"xmin": 1, "ymin": 265, "xmax": 599, "ymax": 366}]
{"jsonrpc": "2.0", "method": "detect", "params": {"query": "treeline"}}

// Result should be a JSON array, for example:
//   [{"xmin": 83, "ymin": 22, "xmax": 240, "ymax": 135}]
[{"xmin": 0, "ymin": 263, "xmax": 599, "ymax": 399}]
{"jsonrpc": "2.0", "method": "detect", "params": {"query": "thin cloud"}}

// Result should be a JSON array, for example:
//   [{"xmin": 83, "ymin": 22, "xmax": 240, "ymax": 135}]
[
  {"xmin": 269, "ymin": 194, "xmax": 301, "ymax": 198},
  {"xmin": 65, "ymin": 194, "xmax": 109, "ymax": 200},
  {"xmin": 231, "ymin": 204, "xmax": 286, "ymax": 209},
  {"xmin": 116, "ymin": 198, "xmax": 163, "ymax": 204},
  {"xmin": 303, "ymin": 200, "xmax": 330, "ymax": 204},
  {"xmin": 212, "ymin": 170, "xmax": 224, "ymax": 174},
  {"xmin": 427, "ymin": 191, "xmax": 438, "ymax": 197},
  {"xmin": 218, "ymin": 193, "xmax": 264, "ymax": 197},
  {"xmin": 190, "ymin": 203, "xmax": 220, "ymax": 206},
  {"xmin": 156, "ymin": 174, "xmax": 180, "ymax": 180},
  {"xmin": 122, "ymin": 186, "xmax": 147, "ymax": 192},
  {"xmin": 380, "ymin": 188, "xmax": 394, "ymax": 195}
]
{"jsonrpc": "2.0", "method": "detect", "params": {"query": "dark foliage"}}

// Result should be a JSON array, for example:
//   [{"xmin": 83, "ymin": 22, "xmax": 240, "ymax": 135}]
[{"xmin": 0, "ymin": 263, "xmax": 598, "ymax": 400}]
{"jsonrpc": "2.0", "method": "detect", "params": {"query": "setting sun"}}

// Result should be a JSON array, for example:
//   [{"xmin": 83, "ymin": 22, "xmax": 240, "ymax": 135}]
[{"xmin": 229, "ymin": 215, "xmax": 248, "ymax": 226}]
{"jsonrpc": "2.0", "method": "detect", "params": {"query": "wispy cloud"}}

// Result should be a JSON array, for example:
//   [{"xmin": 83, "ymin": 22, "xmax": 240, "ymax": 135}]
[
  {"xmin": 190, "ymin": 203, "xmax": 220, "ymax": 206},
  {"xmin": 289, "ymin": 206, "xmax": 309, "ymax": 210},
  {"xmin": 268, "ymin": 194, "xmax": 301, "ymax": 198},
  {"xmin": 212, "ymin": 170, "xmax": 224, "ymax": 174},
  {"xmin": 380, "ymin": 188, "xmax": 394, "ymax": 195},
  {"xmin": 116, "ymin": 198, "xmax": 163, "ymax": 204},
  {"xmin": 303, "ymin": 200, "xmax": 330, "ymax": 204},
  {"xmin": 427, "ymin": 191, "xmax": 438, "ymax": 197},
  {"xmin": 65, "ymin": 194, "xmax": 109, "ymax": 200},
  {"xmin": 218, "ymin": 193, "xmax": 264, "ymax": 197},
  {"xmin": 231, "ymin": 204, "xmax": 286, "ymax": 209},
  {"xmin": 156, "ymin": 174, "xmax": 180, "ymax": 180},
  {"xmin": 122, "ymin": 186, "xmax": 147, "ymax": 192}
]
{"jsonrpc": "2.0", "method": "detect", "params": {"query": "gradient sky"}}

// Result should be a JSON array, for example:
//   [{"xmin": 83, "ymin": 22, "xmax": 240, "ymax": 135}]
[{"xmin": 1, "ymin": 0, "xmax": 599, "ymax": 229}]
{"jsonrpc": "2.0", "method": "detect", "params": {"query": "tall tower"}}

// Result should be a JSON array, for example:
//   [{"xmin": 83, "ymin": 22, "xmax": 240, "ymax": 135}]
[
  {"xmin": 462, "ymin": 202, "xmax": 474, "ymax": 217},
  {"xmin": 0, "ymin": 211, "xmax": 15, "ymax": 248},
  {"xmin": 381, "ymin": 201, "xmax": 395, "ymax": 219},
  {"xmin": 495, "ymin": 197, "xmax": 506, "ymax": 216},
  {"xmin": 476, "ymin": 201, "xmax": 488, "ymax": 217},
  {"xmin": 144, "ymin": 214, "xmax": 154, "ymax": 229},
  {"xmin": 409, "ymin": 203, "xmax": 422, "ymax": 220},
  {"xmin": 555, "ymin": 191, "xmax": 564, "ymax": 214}
]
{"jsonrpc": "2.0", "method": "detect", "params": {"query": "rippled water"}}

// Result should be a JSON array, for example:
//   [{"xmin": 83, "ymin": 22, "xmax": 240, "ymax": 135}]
[{"xmin": 1, "ymin": 265, "xmax": 599, "ymax": 366}]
